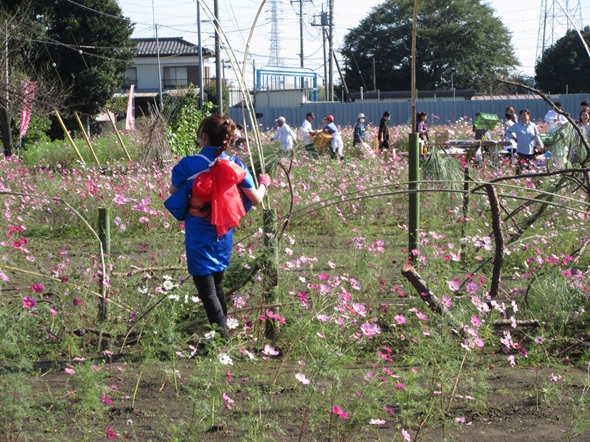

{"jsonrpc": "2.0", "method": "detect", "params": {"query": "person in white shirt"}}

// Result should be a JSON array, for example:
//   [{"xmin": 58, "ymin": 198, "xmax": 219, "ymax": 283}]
[
  {"xmin": 301, "ymin": 112, "xmax": 319, "ymax": 159},
  {"xmin": 506, "ymin": 108, "xmax": 544, "ymax": 172},
  {"xmin": 272, "ymin": 116, "xmax": 297, "ymax": 151},
  {"xmin": 544, "ymin": 102, "xmax": 567, "ymax": 133}
]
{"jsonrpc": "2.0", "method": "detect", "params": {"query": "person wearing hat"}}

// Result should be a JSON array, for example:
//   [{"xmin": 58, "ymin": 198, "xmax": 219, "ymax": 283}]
[
  {"xmin": 322, "ymin": 115, "xmax": 344, "ymax": 160},
  {"xmin": 353, "ymin": 113, "xmax": 366, "ymax": 147},
  {"xmin": 301, "ymin": 112, "xmax": 319, "ymax": 159},
  {"xmin": 272, "ymin": 116, "xmax": 297, "ymax": 151}
]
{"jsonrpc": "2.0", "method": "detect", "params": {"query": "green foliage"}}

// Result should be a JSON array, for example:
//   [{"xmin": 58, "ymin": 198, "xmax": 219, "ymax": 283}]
[
  {"xmin": 7, "ymin": 0, "xmax": 136, "ymax": 116},
  {"xmin": 341, "ymin": 0, "xmax": 517, "ymax": 92},
  {"xmin": 165, "ymin": 89, "xmax": 214, "ymax": 157},
  {"xmin": 20, "ymin": 114, "xmax": 52, "ymax": 147},
  {"xmin": 536, "ymin": 26, "xmax": 590, "ymax": 94},
  {"xmin": 204, "ymin": 79, "xmax": 230, "ymax": 114}
]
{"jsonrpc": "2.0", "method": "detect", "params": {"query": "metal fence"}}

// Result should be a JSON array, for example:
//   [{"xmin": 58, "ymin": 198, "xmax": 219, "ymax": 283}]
[{"xmin": 229, "ymin": 93, "xmax": 589, "ymax": 131}]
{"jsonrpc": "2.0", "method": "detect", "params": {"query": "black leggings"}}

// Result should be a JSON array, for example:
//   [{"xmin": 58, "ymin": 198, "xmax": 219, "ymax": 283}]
[{"xmin": 193, "ymin": 271, "xmax": 227, "ymax": 338}]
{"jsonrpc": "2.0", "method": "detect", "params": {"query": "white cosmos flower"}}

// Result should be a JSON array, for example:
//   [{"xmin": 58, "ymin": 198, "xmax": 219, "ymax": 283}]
[
  {"xmin": 137, "ymin": 286, "xmax": 148, "ymax": 294},
  {"xmin": 163, "ymin": 280, "xmax": 175, "ymax": 291},
  {"xmin": 168, "ymin": 294, "xmax": 179, "ymax": 301},
  {"xmin": 205, "ymin": 330, "xmax": 216, "ymax": 340},
  {"xmin": 218, "ymin": 354, "xmax": 233, "ymax": 365},
  {"xmin": 227, "ymin": 318, "xmax": 239, "ymax": 329}
]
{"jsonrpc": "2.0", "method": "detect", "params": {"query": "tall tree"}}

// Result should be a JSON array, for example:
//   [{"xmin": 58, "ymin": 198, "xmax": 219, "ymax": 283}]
[
  {"xmin": 341, "ymin": 0, "xmax": 517, "ymax": 93},
  {"xmin": 3, "ymin": 0, "xmax": 135, "ymax": 117},
  {"xmin": 535, "ymin": 26, "xmax": 590, "ymax": 94}
]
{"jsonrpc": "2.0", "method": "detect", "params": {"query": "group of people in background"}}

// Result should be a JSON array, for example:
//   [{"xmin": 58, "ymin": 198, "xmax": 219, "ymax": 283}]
[
  {"xmin": 269, "ymin": 100, "xmax": 590, "ymax": 164},
  {"xmin": 271, "ymin": 111, "xmax": 393, "ymax": 160}
]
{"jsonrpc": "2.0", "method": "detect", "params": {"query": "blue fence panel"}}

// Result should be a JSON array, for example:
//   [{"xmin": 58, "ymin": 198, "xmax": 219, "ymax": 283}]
[{"xmin": 229, "ymin": 93, "xmax": 589, "ymax": 132}]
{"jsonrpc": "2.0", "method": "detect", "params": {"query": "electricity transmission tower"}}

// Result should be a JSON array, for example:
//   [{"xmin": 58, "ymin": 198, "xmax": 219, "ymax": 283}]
[
  {"xmin": 536, "ymin": 0, "xmax": 583, "ymax": 64},
  {"xmin": 268, "ymin": 0, "xmax": 283, "ymax": 67}
]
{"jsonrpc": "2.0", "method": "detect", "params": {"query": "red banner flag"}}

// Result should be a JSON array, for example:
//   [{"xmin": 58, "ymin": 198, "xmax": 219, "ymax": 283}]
[
  {"xmin": 20, "ymin": 81, "xmax": 37, "ymax": 139},
  {"xmin": 125, "ymin": 84, "xmax": 136, "ymax": 132}
]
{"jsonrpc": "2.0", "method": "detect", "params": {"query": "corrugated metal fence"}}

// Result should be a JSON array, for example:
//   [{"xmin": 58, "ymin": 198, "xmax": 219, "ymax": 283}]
[{"xmin": 229, "ymin": 93, "xmax": 589, "ymax": 131}]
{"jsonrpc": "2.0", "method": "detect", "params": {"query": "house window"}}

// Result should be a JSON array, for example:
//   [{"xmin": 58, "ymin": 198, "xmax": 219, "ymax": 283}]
[
  {"xmin": 123, "ymin": 67, "xmax": 137, "ymax": 88},
  {"xmin": 163, "ymin": 66, "xmax": 188, "ymax": 88}
]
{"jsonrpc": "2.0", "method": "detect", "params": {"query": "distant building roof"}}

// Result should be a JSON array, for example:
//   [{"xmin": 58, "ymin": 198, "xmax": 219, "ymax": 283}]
[{"xmin": 133, "ymin": 37, "xmax": 213, "ymax": 58}]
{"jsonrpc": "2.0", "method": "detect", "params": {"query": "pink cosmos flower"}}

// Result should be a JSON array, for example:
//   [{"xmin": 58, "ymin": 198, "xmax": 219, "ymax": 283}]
[
  {"xmin": 101, "ymin": 396, "xmax": 113, "ymax": 405},
  {"xmin": 402, "ymin": 429, "xmax": 411, "ymax": 441},
  {"xmin": 64, "ymin": 368, "xmax": 76, "ymax": 375},
  {"xmin": 22, "ymin": 297, "xmax": 37, "ymax": 309},
  {"xmin": 395, "ymin": 382, "xmax": 406, "ymax": 389},
  {"xmin": 360, "ymin": 323, "xmax": 381, "ymax": 339},
  {"xmin": 332, "ymin": 406, "xmax": 349, "ymax": 419},
  {"xmin": 470, "ymin": 316, "xmax": 482, "ymax": 327},
  {"xmin": 318, "ymin": 273, "xmax": 330, "ymax": 281},
  {"xmin": 394, "ymin": 314, "xmax": 406, "ymax": 325},
  {"xmin": 49, "ymin": 308, "xmax": 57, "ymax": 316},
  {"xmin": 415, "ymin": 311, "xmax": 428, "ymax": 320},
  {"xmin": 441, "ymin": 295, "xmax": 453, "ymax": 308},
  {"xmin": 72, "ymin": 298, "xmax": 81, "ymax": 306},
  {"xmin": 369, "ymin": 419, "xmax": 386, "ymax": 426},
  {"xmin": 30, "ymin": 283, "xmax": 44, "ymax": 293},
  {"xmin": 106, "ymin": 427, "xmax": 118, "ymax": 439},
  {"xmin": 262, "ymin": 344, "xmax": 279, "ymax": 356},
  {"xmin": 295, "ymin": 373, "xmax": 311, "ymax": 384}
]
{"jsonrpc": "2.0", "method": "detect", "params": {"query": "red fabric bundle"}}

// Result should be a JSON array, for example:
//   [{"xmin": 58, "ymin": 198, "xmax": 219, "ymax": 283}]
[{"xmin": 192, "ymin": 159, "xmax": 247, "ymax": 236}]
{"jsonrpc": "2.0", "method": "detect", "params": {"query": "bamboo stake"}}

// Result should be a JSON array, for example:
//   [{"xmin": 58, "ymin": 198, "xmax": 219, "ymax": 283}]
[
  {"xmin": 74, "ymin": 112, "xmax": 100, "ymax": 165},
  {"xmin": 54, "ymin": 109, "xmax": 86, "ymax": 165},
  {"xmin": 263, "ymin": 208, "xmax": 279, "ymax": 339},
  {"xmin": 107, "ymin": 111, "xmax": 132, "ymax": 162}
]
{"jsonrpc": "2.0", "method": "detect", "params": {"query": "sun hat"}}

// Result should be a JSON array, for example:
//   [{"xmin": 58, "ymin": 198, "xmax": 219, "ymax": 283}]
[
  {"xmin": 275, "ymin": 116, "xmax": 286, "ymax": 123},
  {"xmin": 323, "ymin": 115, "xmax": 334, "ymax": 122},
  {"xmin": 357, "ymin": 113, "xmax": 365, "ymax": 119}
]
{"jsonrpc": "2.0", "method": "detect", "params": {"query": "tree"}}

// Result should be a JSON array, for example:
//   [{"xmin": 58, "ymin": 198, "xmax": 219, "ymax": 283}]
[
  {"xmin": 3, "ymin": 0, "xmax": 135, "ymax": 117},
  {"xmin": 341, "ymin": 0, "xmax": 517, "ymax": 93},
  {"xmin": 1, "ymin": 3, "xmax": 72, "ymax": 155},
  {"xmin": 535, "ymin": 26, "xmax": 590, "ymax": 94}
]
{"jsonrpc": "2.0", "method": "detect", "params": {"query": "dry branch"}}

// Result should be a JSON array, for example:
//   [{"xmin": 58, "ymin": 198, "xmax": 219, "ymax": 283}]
[{"xmin": 484, "ymin": 184, "xmax": 504, "ymax": 298}]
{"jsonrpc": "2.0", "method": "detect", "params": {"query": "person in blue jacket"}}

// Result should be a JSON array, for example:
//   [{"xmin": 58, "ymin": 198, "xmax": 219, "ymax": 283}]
[{"xmin": 168, "ymin": 115, "xmax": 270, "ymax": 338}]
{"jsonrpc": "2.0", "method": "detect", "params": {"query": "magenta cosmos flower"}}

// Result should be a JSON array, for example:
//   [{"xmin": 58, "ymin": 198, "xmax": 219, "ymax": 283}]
[{"xmin": 22, "ymin": 297, "xmax": 37, "ymax": 309}]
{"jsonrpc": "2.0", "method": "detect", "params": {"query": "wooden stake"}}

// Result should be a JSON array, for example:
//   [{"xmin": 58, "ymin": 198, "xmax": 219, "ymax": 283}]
[
  {"xmin": 74, "ymin": 112, "xmax": 100, "ymax": 165},
  {"xmin": 106, "ymin": 111, "xmax": 132, "ymax": 162},
  {"xmin": 54, "ymin": 109, "xmax": 86, "ymax": 165}
]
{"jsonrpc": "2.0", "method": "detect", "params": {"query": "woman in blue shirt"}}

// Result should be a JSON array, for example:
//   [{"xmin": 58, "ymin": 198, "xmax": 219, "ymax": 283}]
[{"xmin": 169, "ymin": 115, "xmax": 270, "ymax": 338}]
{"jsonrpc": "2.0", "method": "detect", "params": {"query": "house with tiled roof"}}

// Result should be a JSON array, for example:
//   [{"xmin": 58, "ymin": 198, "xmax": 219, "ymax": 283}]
[{"xmin": 122, "ymin": 37, "xmax": 213, "ymax": 95}]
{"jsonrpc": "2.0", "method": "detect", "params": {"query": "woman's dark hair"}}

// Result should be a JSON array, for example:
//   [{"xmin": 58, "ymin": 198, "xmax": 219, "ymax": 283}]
[
  {"xmin": 580, "ymin": 110, "xmax": 589, "ymax": 120},
  {"xmin": 417, "ymin": 112, "xmax": 427, "ymax": 120},
  {"xmin": 382, "ymin": 111, "xmax": 391, "ymax": 118},
  {"xmin": 519, "ymin": 108, "xmax": 530, "ymax": 116},
  {"xmin": 197, "ymin": 115, "xmax": 234, "ymax": 155}
]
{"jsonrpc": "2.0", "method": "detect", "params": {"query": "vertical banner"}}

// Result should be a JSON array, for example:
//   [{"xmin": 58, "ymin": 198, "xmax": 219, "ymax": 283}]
[
  {"xmin": 125, "ymin": 84, "xmax": 136, "ymax": 131},
  {"xmin": 20, "ymin": 81, "xmax": 37, "ymax": 139}
]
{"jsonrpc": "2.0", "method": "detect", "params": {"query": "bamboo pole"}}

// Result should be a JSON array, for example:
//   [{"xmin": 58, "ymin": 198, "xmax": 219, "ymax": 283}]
[
  {"xmin": 74, "ymin": 112, "xmax": 100, "ymax": 165},
  {"xmin": 263, "ymin": 208, "xmax": 279, "ymax": 339},
  {"xmin": 98, "ymin": 208, "xmax": 110, "ymax": 323},
  {"xmin": 54, "ymin": 109, "xmax": 86, "ymax": 165},
  {"xmin": 408, "ymin": 0, "xmax": 420, "ymax": 261},
  {"xmin": 106, "ymin": 111, "xmax": 132, "ymax": 162}
]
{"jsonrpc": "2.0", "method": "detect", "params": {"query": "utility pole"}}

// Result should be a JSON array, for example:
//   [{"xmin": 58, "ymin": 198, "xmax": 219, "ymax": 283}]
[
  {"xmin": 312, "ymin": 10, "xmax": 329, "ymax": 101},
  {"xmin": 290, "ymin": 0, "xmax": 311, "ymax": 88},
  {"xmin": 214, "ymin": 0, "xmax": 223, "ymax": 115},
  {"xmin": 328, "ymin": 0, "xmax": 334, "ymax": 101},
  {"xmin": 196, "ymin": 0, "xmax": 204, "ymax": 108}
]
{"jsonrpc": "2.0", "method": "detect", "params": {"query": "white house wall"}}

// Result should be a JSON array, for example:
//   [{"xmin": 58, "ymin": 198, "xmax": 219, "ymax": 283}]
[{"xmin": 133, "ymin": 56, "xmax": 211, "ymax": 92}]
